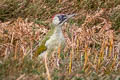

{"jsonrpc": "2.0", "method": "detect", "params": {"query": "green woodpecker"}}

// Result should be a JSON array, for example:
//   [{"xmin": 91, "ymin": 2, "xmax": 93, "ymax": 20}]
[{"xmin": 33, "ymin": 14, "xmax": 76, "ymax": 58}]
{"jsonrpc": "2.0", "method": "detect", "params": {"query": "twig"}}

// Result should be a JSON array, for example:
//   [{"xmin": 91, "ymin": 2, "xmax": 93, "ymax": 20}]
[
  {"xmin": 44, "ymin": 53, "xmax": 51, "ymax": 80},
  {"xmin": 16, "ymin": 74, "xmax": 25, "ymax": 80}
]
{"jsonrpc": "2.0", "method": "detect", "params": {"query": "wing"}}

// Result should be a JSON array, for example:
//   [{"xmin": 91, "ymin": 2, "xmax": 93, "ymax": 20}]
[
  {"xmin": 33, "ymin": 44, "xmax": 47, "ymax": 58},
  {"xmin": 33, "ymin": 25, "xmax": 55, "ymax": 58}
]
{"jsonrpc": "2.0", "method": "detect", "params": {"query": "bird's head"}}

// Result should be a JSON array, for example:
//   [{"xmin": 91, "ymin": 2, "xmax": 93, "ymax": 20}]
[{"xmin": 52, "ymin": 14, "xmax": 76, "ymax": 26}]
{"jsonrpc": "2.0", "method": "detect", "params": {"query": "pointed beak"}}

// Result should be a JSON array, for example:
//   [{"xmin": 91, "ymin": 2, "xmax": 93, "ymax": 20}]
[{"xmin": 67, "ymin": 14, "xmax": 77, "ymax": 19}]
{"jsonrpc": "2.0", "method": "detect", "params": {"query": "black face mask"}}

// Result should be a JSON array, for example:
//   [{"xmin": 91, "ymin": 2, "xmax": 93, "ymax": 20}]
[{"xmin": 58, "ymin": 15, "xmax": 67, "ymax": 24}]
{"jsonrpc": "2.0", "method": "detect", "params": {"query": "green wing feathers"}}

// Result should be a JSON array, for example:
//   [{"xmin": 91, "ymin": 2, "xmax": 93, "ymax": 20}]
[
  {"xmin": 33, "ymin": 44, "xmax": 47, "ymax": 58},
  {"xmin": 33, "ymin": 25, "xmax": 55, "ymax": 58}
]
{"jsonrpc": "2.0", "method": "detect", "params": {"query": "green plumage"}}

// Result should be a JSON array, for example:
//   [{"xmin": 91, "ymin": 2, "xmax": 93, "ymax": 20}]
[
  {"xmin": 33, "ymin": 14, "xmax": 76, "ymax": 59},
  {"xmin": 33, "ymin": 24, "xmax": 55, "ymax": 58}
]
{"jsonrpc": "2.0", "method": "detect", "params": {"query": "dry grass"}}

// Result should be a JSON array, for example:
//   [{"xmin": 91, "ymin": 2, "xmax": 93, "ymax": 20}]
[{"xmin": 0, "ymin": 0, "xmax": 120, "ymax": 80}]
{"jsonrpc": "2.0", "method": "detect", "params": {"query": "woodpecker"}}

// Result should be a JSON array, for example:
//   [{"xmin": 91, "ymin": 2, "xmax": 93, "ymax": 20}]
[{"xmin": 33, "ymin": 14, "xmax": 76, "ymax": 58}]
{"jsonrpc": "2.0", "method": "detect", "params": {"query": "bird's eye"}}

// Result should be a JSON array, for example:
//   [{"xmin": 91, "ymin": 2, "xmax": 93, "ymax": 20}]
[
  {"xmin": 61, "ymin": 15, "xmax": 67, "ymax": 19},
  {"xmin": 58, "ymin": 15, "xmax": 67, "ymax": 22}
]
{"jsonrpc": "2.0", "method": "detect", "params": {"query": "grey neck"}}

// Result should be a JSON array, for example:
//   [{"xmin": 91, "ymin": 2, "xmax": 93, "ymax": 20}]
[{"xmin": 54, "ymin": 25, "xmax": 62, "ymax": 34}]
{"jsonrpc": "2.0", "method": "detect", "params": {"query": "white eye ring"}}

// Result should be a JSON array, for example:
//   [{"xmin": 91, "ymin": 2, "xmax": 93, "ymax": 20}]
[{"xmin": 52, "ymin": 16, "xmax": 60, "ymax": 25}]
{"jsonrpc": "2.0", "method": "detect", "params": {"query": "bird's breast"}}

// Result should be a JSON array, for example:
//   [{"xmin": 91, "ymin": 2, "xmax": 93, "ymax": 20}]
[{"xmin": 45, "ymin": 31, "xmax": 65, "ymax": 51}]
